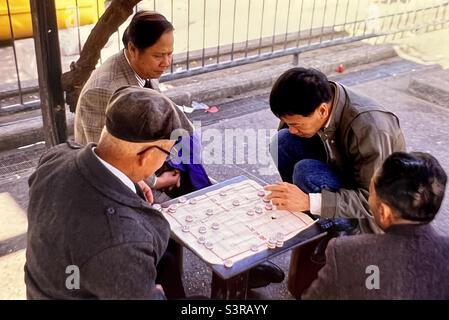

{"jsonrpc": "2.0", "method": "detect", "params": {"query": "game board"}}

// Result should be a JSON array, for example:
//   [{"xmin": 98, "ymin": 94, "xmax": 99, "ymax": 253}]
[{"xmin": 158, "ymin": 179, "xmax": 316, "ymax": 266}]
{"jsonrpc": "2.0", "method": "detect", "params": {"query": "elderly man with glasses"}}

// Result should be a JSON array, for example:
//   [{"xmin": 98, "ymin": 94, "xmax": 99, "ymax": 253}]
[{"xmin": 25, "ymin": 86, "xmax": 191, "ymax": 299}]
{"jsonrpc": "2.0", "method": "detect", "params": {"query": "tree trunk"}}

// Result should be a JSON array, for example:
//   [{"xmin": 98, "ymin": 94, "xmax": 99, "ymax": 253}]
[{"xmin": 61, "ymin": 0, "xmax": 142, "ymax": 112}]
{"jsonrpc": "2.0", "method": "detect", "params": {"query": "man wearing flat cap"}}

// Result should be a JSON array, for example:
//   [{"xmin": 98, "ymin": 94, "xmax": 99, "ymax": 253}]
[{"xmin": 25, "ymin": 86, "xmax": 191, "ymax": 299}]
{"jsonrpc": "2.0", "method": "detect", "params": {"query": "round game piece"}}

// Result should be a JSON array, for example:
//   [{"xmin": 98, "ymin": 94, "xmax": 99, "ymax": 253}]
[
  {"xmin": 181, "ymin": 225, "xmax": 190, "ymax": 232},
  {"xmin": 246, "ymin": 209, "xmax": 255, "ymax": 216},
  {"xmin": 211, "ymin": 222, "xmax": 220, "ymax": 230},
  {"xmin": 265, "ymin": 203, "xmax": 273, "ymax": 210},
  {"xmin": 197, "ymin": 236, "xmax": 206, "ymax": 244},
  {"xmin": 232, "ymin": 200, "xmax": 240, "ymax": 206},
  {"xmin": 224, "ymin": 259, "xmax": 234, "ymax": 268},
  {"xmin": 152, "ymin": 204, "xmax": 162, "ymax": 211},
  {"xmin": 263, "ymin": 197, "xmax": 271, "ymax": 203},
  {"xmin": 276, "ymin": 240, "xmax": 284, "ymax": 248},
  {"xmin": 199, "ymin": 226, "xmax": 207, "ymax": 234},
  {"xmin": 189, "ymin": 198, "xmax": 197, "ymax": 205},
  {"xmin": 250, "ymin": 244, "xmax": 259, "ymax": 252},
  {"xmin": 255, "ymin": 206, "xmax": 263, "ymax": 214},
  {"xmin": 257, "ymin": 190, "xmax": 265, "ymax": 197},
  {"xmin": 185, "ymin": 215, "xmax": 194, "ymax": 223},
  {"xmin": 205, "ymin": 209, "xmax": 214, "ymax": 216},
  {"xmin": 267, "ymin": 237, "xmax": 277, "ymax": 249},
  {"xmin": 219, "ymin": 191, "xmax": 227, "ymax": 196},
  {"xmin": 168, "ymin": 205, "xmax": 177, "ymax": 213},
  {"xmin": 204, "ymin": 241, "xmax": 214, "ymax": 249},
  {"xmin": 161, "ymin": 202, "xmax": 170, "ymax": 209},
  {"xmin": 178, "ymin": 196, "xmax": 187, "ymax": 204}
]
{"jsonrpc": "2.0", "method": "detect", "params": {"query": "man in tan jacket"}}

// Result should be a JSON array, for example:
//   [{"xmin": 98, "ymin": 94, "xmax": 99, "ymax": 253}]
[
  {"xmin": 266, "ymin": 68, "xmax": 406, "ymax": 234},
  {"xmin": 74, "ymin": 11, "xmax": 180, "ymax": 195}
]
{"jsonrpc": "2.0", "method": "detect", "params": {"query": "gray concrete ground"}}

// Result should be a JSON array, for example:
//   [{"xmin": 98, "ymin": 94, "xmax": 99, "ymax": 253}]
[{"xmin": 1, "ymin": 43, "xmax": 449, "ymax": 299}]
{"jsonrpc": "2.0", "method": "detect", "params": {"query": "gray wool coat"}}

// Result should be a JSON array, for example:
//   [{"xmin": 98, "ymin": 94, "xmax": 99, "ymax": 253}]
[
  {"xmin": 25, "ymin": 142, "xmax": 170, "ymax": 299},
  {"xmin": 302, "ymin": 224, "xmax": 449, "ymax": 299},
  {"xmin": 74, "ymin": 50, "xmax": 160, "ymax": 145}
]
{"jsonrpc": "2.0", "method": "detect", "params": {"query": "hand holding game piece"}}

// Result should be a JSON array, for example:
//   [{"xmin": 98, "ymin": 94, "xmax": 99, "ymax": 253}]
[{"xmin": 264, "ymin": 182, "xmax": 310, "ymax": 212}]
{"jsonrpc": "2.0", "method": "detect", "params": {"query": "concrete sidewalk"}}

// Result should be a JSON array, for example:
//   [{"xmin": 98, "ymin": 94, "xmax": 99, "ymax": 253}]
[{"xmin": 1, "ymin": 55, "xmax": 449, "ymax": 299}]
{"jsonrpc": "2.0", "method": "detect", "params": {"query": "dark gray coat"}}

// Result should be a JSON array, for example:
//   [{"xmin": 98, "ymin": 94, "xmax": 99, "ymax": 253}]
[
  {"xmin": 303, "ymin": 224, "xmax": 449, "ymax": 299},
  {"xmin": 25, "ymin": 142, "xmax": 170, "ymax": 299}
]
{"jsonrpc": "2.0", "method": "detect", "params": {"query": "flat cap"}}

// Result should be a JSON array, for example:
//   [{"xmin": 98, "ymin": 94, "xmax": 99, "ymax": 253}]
[{"xmin": 105, "ymin": 86, "xmax": 193, "ymax": 142}]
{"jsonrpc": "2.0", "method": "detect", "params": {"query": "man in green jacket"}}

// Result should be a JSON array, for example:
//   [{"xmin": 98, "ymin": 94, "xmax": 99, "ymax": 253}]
[{"xmin": 266, "ymin": 68, "xmax": 406, "ymax": 234}]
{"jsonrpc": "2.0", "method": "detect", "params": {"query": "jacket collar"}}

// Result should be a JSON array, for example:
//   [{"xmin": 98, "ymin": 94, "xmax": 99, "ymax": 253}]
[
  {"xmin": 75, "ymin": 143, "xmax": 151, "ymax": 209},
  {"xmin": 117, "ymin": 50, "xmax": 140, "ymax": 87},
  {"xmin": 384, "ymin": 223, "xmax": 434, "ymax": 236},
  {"xmin": 321, "ymin": 81, "xmax": 348, "ymax": 138}
]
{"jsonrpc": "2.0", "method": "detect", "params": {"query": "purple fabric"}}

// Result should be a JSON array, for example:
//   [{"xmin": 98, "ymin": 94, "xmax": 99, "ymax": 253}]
[{"xmin": 168, "ymin": 133, "xmax": 211, "ymax": 190}]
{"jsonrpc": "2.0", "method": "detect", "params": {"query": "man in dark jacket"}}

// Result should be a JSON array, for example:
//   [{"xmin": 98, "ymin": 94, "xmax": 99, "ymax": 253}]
[
  {"xmin": 25, "ymin": 86, "xmax": 192, "ymax": 299},
  {"xmin": 266, "ymin": 68, "xmax": 406, "ymax": 234},
  {"xmin": 303, "ymin": 151, "xmax": 449, "ymax": 299}
]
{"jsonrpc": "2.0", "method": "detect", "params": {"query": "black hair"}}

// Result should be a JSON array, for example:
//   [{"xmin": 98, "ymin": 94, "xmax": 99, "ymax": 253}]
[
  {"xmin": 269, "ymin": 67, "xmax": 333, "ymax": 117},
  {"xmin": 122, "ymin": 11, "xmax": 174, "ymax": 50},
  {"xmin": 374, "ymin": 152, "xmax": 447, "ymax": 222}
]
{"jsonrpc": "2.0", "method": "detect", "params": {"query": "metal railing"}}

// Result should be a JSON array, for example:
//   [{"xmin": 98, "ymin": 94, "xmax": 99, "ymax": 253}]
[{"xmin": 1, "ymin": 0, "xmax": 448, "ymax": 115}]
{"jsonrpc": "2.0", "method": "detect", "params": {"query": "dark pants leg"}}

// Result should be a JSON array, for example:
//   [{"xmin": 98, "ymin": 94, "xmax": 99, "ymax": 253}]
[
  {"xmin": 156, "ymin": 240, "xmax": 186, "ymax": 300},
  {"xmin": 270, "ymin": 129, "xmax": 343, "ymax": 192}
]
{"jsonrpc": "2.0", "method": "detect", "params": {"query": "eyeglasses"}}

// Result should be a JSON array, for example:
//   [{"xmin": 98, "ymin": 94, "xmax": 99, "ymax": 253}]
[{"xmin": 137, "ymin": 145, "xmax": 175, "ymax": 159}]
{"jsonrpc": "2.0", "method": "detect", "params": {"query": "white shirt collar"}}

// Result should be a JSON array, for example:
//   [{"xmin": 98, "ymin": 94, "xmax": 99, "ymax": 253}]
[
  {"xmin": 92, "ymin": 147, "xmax": 136, "ymax": 194},
  {"xmin": 123, "ymin": 50, "xmax": 146, "ymax": 87}
]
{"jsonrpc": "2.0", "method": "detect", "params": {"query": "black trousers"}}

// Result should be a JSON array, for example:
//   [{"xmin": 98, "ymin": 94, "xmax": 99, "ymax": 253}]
[{"xmin": 156, "ymin": 239, "xmax": 186, "ymax": 299}]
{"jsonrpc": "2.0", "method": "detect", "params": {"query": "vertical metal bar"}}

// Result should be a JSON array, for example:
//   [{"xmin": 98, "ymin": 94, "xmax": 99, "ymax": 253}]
[
  {"xmin": 386, "ymin": 5, "xmax": 398, "ymax": 41},
  {"xmin": 283, "ymin": 0, "xmax": 292, "ymax": 49},
  {"xmin": 258, "ymin": 0, "xmax": 265, "ymax": 55},
  {"xmin": 217, "ymin": 0, "xmax": 222, "ymax": 64},
  {"xmin": 244, "ymin": 0, "xmax": 252, "ymax": 58},
  {"xmin": 271, "ymin": 0, "xmax": 279, "ymax": 53},
  {"xmin": 412, "ymin": 4, "xmax": 420, "ymax": 26},
  {"xmin": 153, "ymin": 0, "xmax": 156, "ymax": 11},
  {"xmin": 5, "ymin": 0, "xmax": 23, "ymax": 105},
  {"xmin": 351, "ymin": 0, "xmax": 361, "ymax": 36},
  {"xmin": 292, "ymin": 53, "xmax": 299, "ymax": 65},
  {"xmin": 186, "ymin": 0, "xmax": 190, "ymax": 70},
  {"xmin": 308, "ymin": 0, "xmax": 316, "ymax": 45},
  {"xmin": 342, "ymin": 0, "xmax": 350, "ymax": 38},
  {"xmin": 202, "ymin": 0, "xmax": 207, "ymax": 67},
  {"xmin": 75, "ymin": 0, "xmax": 82, "ymax": 54},
  {"xmin": 171, "ymin": 0, "xmax": 174, "ymax": 73},
  {"xmin": 96, "ymin": 0, "xmax": 103, "ymax": 64},
  {"xmin": 330, "ymin": 0, "xmax": 339, "ymax": 42},
  {"xmin": 296, "ymin": 0, "xmax": 305, "ymax": 47},
  {"xmin": 30, "ymin": 0, "xmax": 67, "ymax": 146},
  {"xmin": 374, "ymin": 4, "xmax": 388, "ymax": 45},
  {"xmin": 392, "ymin": 10, "xmax": 406, "ymax": 40},
  {"xmin": 231, "ymin": 0, "xmax": 237, "ymax": 61},
  {"xmin": 319, "ymin": 0, "xmax": 328, "ymax": 44}
]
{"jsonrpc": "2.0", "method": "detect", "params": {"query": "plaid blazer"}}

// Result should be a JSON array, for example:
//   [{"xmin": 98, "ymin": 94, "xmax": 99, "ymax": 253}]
[{"xmin": 74, "ymin": 50, "xmax": 160, "ymax": 145}]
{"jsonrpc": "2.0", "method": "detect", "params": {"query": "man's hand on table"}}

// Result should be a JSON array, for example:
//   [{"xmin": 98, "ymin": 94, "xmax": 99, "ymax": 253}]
[{"xmin": 264, "ymin": 182, "xmax": 310, "ymax": 212}]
